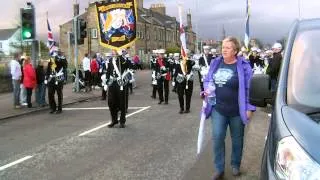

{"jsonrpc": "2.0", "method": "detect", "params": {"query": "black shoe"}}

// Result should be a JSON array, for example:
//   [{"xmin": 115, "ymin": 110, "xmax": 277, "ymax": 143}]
[
  {"xmin": 164, "ymin": 101, "xmax": 168, "ymax": 105},
  {"xmin": 184, "ymin": 109, "xmax": 190, "ymax": 113},
  {"xmin": 158, "ymin": 100, "xmax": 164, "ymax": 104},
  {"xmin": 49, "ymin": 110, "xmax": 56, "ymax": 114},
  {"xmin": 107, "ymin": 121, "xmax": 119, "ymax": 128},
  {"xmin": 213, "ymin": 171, "xmax": 224, "ymax": 180},
  {"xmin": 119, "ymin": 124, "xmax": 126, "ymax": 128},
  {"xmin": 179, "ymin": 110, "xmax": 184, "ymax": 114},
  {"xmin": 101, "ymin": 97, "xmax": 106, "ymax": 100},
  {"xmin": 55, "ymin": 110, "xmax": 62, "ymax": 114}
]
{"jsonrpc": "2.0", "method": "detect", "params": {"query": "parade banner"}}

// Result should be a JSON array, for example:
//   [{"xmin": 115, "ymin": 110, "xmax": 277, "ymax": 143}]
[{"xmin": 95, "ymin": 0, "xmax": 137, "ymax": 50}]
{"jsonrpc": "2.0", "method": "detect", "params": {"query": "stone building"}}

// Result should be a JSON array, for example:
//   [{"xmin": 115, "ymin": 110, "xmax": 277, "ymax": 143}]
[{"xmin": 59, "ymin": 0, "xmax": 196, "ymax": 65}]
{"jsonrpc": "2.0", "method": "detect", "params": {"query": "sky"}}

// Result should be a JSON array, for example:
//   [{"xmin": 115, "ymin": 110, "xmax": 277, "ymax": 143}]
[{"xmin": 1, "ymin": 0, "xmax": 320, "ymax": 44}]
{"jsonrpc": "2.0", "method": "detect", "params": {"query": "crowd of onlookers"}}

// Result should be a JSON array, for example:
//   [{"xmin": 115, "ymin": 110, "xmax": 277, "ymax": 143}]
[{"xmin": 10, "ymin": 53, "xmax": 48, "ymax": 109}]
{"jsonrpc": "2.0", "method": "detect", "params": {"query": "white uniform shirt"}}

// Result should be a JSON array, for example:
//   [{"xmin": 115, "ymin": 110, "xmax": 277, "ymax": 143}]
[
  {"xmin": 10, "ymin": 59, "xmax": 21, "ymax": 80},
  {"xmin": 82, "ymin": 57, "xmax": 91, "ymax": 71}
]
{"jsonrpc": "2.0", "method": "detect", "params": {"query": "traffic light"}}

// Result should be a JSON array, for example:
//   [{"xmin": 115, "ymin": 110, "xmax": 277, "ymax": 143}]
[
  {"xmin": 21, "ymin": 8, "xmax": 35, "ymax": 41},
  {"xmin": 77, "ymin": 19, "xmax": 87, "ymax": 45}
]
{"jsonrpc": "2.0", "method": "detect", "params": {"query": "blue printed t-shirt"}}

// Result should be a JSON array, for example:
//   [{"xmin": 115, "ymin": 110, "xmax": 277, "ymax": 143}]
[{"xmin": 214, "ymin": 61, "xmax": 239, "ymax": 117}]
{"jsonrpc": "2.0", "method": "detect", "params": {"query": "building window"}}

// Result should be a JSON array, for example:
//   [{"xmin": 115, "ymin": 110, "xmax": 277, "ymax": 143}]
[{"xmin": 91, "ymin": 29, "xmax": 98, "ymax": 39}]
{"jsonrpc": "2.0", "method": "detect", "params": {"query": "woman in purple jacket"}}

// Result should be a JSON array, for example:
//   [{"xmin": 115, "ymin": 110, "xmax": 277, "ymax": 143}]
[{"xmin": 203, "ymin": 37, "xmax": 256, "ymax": 179}]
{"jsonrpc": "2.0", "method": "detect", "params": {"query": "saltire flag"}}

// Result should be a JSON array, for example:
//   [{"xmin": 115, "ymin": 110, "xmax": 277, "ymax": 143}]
[
  {"xmin": 244, "ymin": 0, "xmax": 250, "ymax": 50},
  {"xmin": 178, "ymin": 4, "xmax": 187, "ymax": 73},
  {"xmin": 47, "ymin": 19, "xmax": 57, "ymax": 56}
]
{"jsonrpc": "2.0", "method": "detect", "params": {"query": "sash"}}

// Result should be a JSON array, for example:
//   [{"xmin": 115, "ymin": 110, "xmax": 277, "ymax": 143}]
[
  {"xmin": 203, "ymin": 54, "xmax": 209, "ymax": 68},
  {"xmin": 112, "ymin": 57, "xmax": 124, "ymax": 91}
]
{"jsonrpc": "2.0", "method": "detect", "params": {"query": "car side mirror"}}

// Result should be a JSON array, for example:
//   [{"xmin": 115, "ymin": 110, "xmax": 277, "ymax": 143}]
[{"xmin": 249, "ymin": 74, "xmax": 273, "ymax": 107}]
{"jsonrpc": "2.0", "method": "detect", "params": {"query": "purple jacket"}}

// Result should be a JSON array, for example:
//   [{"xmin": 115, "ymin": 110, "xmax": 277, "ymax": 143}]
[{"xmin": 203, "ymin": 56, "xmax": 256, "ymax": 124}]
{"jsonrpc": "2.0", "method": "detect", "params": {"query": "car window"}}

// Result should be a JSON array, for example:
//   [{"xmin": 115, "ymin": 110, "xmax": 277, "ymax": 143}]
[{"xmin": 287, "ymin": 29, "xmax": 320, "ymax": 109}]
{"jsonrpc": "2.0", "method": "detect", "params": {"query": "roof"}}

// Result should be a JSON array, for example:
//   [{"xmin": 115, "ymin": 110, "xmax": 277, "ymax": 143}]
[{"xmin": 0, "ymin": 28, "xmax": 19, "ymax": 41}]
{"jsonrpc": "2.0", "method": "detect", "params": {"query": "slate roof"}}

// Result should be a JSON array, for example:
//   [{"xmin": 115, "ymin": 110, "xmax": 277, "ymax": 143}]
[{"xmin": 0, "ymin": 28, "xmax": 19, "ymax": 41}]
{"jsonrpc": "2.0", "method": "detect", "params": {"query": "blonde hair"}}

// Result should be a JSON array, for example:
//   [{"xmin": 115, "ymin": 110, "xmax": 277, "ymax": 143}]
[{"xmin": 222, "ymin": 36, "xmax": 241, "ymax": 54}]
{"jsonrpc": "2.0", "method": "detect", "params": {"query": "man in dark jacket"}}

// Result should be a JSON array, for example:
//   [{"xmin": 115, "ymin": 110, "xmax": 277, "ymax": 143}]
[
  {"xmin": 106, "ymin": 50, "xmax": 130, "ymax": 128},
  {"xmin": 45, "ymin": 50, "xmax": 68, "ymax": 114},
  {"xmin": 266, "ymin": 43, "xmax": 283, "ymax": 104},
  {"xmin": 198, "ymin": 46, "xmax": 213, "ymax": 92},
  {"xmin": 36, "ymin": 60, "xmax": 47, "ymax": 107},
  {"xmin": 173, "ymin": 53, "xmax": 195, "ymax": 114}
]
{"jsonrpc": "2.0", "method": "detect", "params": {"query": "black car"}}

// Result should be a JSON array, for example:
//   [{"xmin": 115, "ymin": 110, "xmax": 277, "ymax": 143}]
[{"xmin": 250, "ymin": 19, "xmax": 320, "ymax": 179}]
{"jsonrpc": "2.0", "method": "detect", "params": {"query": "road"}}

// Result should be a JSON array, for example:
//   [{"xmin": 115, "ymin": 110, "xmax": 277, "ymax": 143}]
[{"xmin": 0, "ymin": 70, "xmax": 269, "ymax": 180}]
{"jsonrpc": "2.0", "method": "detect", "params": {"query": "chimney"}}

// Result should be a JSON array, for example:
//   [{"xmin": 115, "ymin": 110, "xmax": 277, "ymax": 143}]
[
  {"xmin": 137, "ymin": 0, "xmax": 143, "ymax": 9},
  {"xmin": 187, "ymin": 9, "xmax": 192, "ymax": 31},
  {"xmin": 73, "ymin": 1, "xmax": 79, "ymax": 17},
  {"xmin": 150, "ymin": 3, "xmax": 166, "ymax": 15}
]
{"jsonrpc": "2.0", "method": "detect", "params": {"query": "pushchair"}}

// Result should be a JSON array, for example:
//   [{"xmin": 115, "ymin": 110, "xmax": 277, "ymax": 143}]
[{"xmin": 72, "ymin": 69, "xmax": 86, "ymax": 92}]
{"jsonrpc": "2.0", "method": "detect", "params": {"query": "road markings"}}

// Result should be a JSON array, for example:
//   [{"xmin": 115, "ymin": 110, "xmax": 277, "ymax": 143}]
[
  {"xmin": 78, "ymin": 106, "xmax": 151, "ymax": 137},
  {"xmin": 64, "ymin": 107, "xmax": 148, "ymax": 111},
  {"xmin": 0, "ymin": 156, "xmax": 33, "ymax": 171}
]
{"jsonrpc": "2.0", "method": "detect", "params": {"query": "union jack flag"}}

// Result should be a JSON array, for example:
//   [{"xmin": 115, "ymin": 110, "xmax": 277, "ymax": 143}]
[{"xmin": 47, "ymin": 19, "xmax": 57, "ymax": 56}]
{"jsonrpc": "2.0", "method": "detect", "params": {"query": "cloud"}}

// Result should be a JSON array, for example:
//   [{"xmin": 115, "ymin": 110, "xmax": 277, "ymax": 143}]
[{"xmin": 1, "ymin": 0, "xmax": 320, "ymax": 44}]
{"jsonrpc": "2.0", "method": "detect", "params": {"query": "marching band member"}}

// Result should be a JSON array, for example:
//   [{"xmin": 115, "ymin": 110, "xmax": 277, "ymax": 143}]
[
  {"xmin": 101, "ymin": 52, "xmax": 112, "ymax": 100},
  {"xmin": 106, "ymin": 50, "xmax": 130, "ymax": 128},
  {"xmin": 198, "ymin": 46, "xmax": 213, "ymax": 92},
  {"xmin": 173, "ymin": 53, "xmax": 195, "ymax": 113},
  {"xmin": 155, "ymin": 49, "xmax": 170, "ymax": 104},
  {"xmin": 150, "ymin": 50, "xmax": 158, "ymax": 99},
  {"xmin": 45, "ymin": 49, "xmax": 68, "ymax": 114}
]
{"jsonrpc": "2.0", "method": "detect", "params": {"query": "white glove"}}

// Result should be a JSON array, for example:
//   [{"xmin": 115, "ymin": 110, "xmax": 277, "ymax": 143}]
[
  {"xmin": 44, "ymin": 80, "xmax": 48, "ymax": 85},
  {"xmin": 172, "ymin": 82, "xmax": 175, "ymax": 87},
  {"xmin": 99, "ymin": 69, "xmax": 102, "ymax": 73},
  {"xmin": 104, "ymin": 85, "xmax": 108, "ymax": 91}
]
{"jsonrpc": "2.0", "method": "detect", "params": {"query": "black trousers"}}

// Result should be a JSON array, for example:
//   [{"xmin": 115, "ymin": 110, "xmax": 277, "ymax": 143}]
[
  {"xmin": 26, "ymin": 88, "xmax": 33, "ymax": 108},
  {"xmin": 198, "ymin": 71, "xmax": 204, "ymax": 92},
  {"xmin": 128, "ymin": 83, "xmax": 133, "ymax": 94},
  {"xmin": 125, "ymin": 85, "xmax": 129, "ymax": 112},
  {"xmin": 101, "ymin": 88, "xmax": 107, "ymax": 100},
  {"xmin": 108, "ymin": 82, "xmax": 127, "ymax": 124},
  {"xmin": 48, "ymin": 83, "xmax": 63, "ymax": 111},
  {"xmin": 91, "ymin": 72, "xmax": 98, "ymax": 86},
  {"xmin": 152, "ymin": 85, "xmax": 157, "ymax": 98},
  {"xmin": 177, "ymin": 81, "xmax": 193, "ymax": 111},
  {"xmin": 157, "ymin": 78, "xmax": 169, "ymax": 102},
  {"xmin": 84, "ymin": 70, "xmax": 91, "ymax": 88}
]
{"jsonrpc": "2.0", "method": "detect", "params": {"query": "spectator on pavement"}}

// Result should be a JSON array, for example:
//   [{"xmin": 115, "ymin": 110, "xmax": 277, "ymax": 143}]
[
  {"xmin": 36, "ymin": 60, "xmax": 47, "ymax": 107},
  {"xmin": 23, "ymin": 57, "xmax": 37, "ymax": 108},
  {"xmin": 19, "ymin": 56, "xmax": 28, "ymax": 106},
  {"xmin": 90, "ymin": 54, "xmax": 99, "ymax": 89},
  {"xmin": 82, "ymin": 53, "xmax": 91, "ymax": 91},
  {"xmin": 203, "ymin": 36, "xmax": 256, "ymax": 179},
  {"xmin": 10, "ymin": 53, "xmax": 22, "ymax": 109}
]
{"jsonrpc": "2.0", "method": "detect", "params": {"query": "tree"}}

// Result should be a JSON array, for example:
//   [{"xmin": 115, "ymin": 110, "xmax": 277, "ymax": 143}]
[{"xmin": 166, "ymin": 46, "xmax": 180, "ymax": 54}]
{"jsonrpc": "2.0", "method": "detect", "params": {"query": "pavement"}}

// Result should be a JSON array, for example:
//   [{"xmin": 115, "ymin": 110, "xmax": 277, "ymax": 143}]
[
  {"xmin": 0, "ymin": 70, "xmax": 270, "ymax": 179},
  {"xmin": 0, "ymin": 83, "xmax": 101, "ymax": 121}
]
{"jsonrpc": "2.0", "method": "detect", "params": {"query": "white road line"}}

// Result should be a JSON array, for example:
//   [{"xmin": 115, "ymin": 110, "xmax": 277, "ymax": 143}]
[
  {"xmin": 64, "ymin": 107, "xmax": 148, "ymax": 111},
  {"xmin": 0, "ymin": 156, "xmax": 33, "ymax": 171},
  {"xmin": 78, "ymin": 106, "xmax": 151, "ymax": 137}
]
